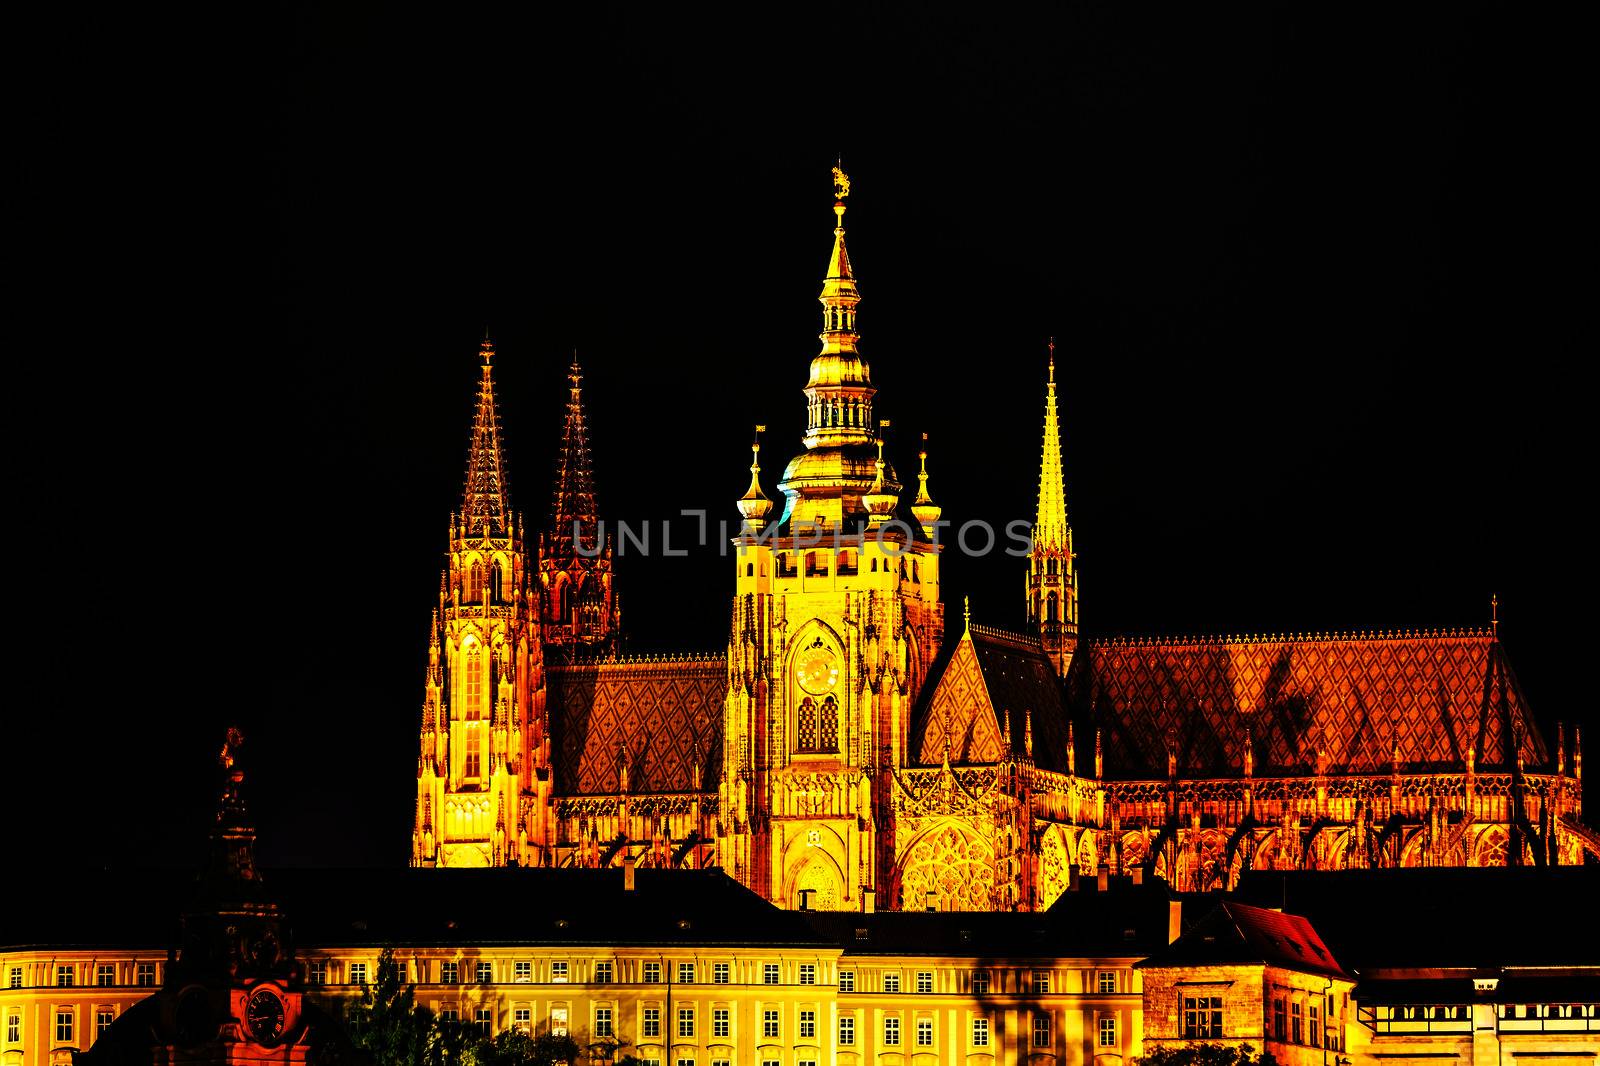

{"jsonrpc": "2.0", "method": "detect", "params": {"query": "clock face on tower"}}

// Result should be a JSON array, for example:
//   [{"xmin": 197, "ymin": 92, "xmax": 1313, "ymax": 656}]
[
  {"xmin": 795, "ymin": 643, "xmax": 839, "ymax": 695},
  {"xmin": 245, "ymin": 988, "xmax": 285, "ymax": 1046}
]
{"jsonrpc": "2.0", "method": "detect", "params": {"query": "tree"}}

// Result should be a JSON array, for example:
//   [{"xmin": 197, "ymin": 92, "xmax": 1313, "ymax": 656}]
[
  {"xmin": 1136, "ymin": 1044, "xmax": 1280, "ymax": 1066},
  {"xmin": 343, "ymin": 949, "xmax": 443, "ymax": 1066},
  {"xmin": 468, "ymin": 1031, "xmax": 580, "ymax": 1066}
]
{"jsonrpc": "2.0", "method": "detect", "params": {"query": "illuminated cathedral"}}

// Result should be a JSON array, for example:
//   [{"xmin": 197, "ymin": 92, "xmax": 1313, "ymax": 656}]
[{"xmin": 412, "ymin": 170, "xmax": 1592, "ymax": 908}]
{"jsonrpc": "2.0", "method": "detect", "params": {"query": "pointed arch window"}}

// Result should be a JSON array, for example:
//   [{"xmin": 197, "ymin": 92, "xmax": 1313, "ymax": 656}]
[
  {"xmin": 819, "ymin": 696, "xmax": 839, "ymax": 753},
  {"xmin": 463, "ymin": 643, "xmax": 483, "ymax": 780},
  {"xmin": 467, "ymin": 561, "xmax": 484, "ymax": 601},
  {"xmin": 797, "ymin": 698, "xmax": 818, "ymax": 752}
]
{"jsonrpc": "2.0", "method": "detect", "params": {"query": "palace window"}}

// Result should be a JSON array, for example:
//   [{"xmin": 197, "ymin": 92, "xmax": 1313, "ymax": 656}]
[
  {"xmin": 916, "ymin": 971, "xmax": 933, "ymax": 994},
  {"xmin": 713, "ymin": 1008, "xmax": 729, "ymax": 1039},
  {"xmin": 512, "ymin": 1008, "xmax": 530, "ymax": 1033},
  {"xmin": 1033, "ymin": 1011, "xmax": 1052, "ymax": 1048},
  {"xmin": 1032, "ymin": 971, "xmax": 1051, "ymax": 994},
  {"xmin": 55, "ymin": 1009, "xmax": 73, "ymax": 1044},
  {"xmin": 349, "ymin": 963, "xmax": 368, "ymax": 985},
  {"xmin": 677, "ymin": 1008, "xmax": 694, "ymax": 1038},
  {"xmin": 476, "ymin": 962, "xmax": 492, "ymax": 984},
  {"xmin": 1291, "ymin": 1001, "xmax": 1304, "ymax": 1044},
  {"xmin": 473, "ymin": 1009, "xmax": 491, "ymax": 1036},
  {"xmin": 762, "ymin": 1009, "xmax": 779, "ymax": 1039},
  {"xmin": 439, "ymin": 1009, "xmax": 458, "ymax": 1025},
  {"xmin": 57, "ymin": 966, "xmax": 74, "ymax": 987},
  {"xmin": 916, "ymin": 1018, "xmax": 933, "ymax": 1046},
  {"xmin": 1183, "ymin": 996, "xmax": 1223, "ymax": 1039},
  {"xmin": 799, "ymin": 1009, "xmax": 816, "ymax": 1039},
  {"xmin": 643, "ymin": 963, "xmax": 661, "ymax": 984},
  {"xmin": 96, "ymin": 1009, "xmax": 114, "ymax": 1039},
  {"xmin": 1309, "ymin": 1003, "xmax": 1321, "ymax": 1047},
  {"xmin": 1273, "ymin": 997, "xmax": 1286, "ymax": 1040},
  {"xmin": 514, "ymin": 961, "xmax": 531, "ymax": 983},
  {"xmin": 96, "ymin": 965, "xmax": 114, "ymax": 987},
  {"xmin": 973, "ymin": 1017, "xmax": 991, "ymax": 1047},
  {"xmin": 712, "ymin": 962, "xmax": 729, "ymax": 984},
  {"xmin": 551, "ymin": 961, "xmax": 569, "ymax": 982},
  {"xmin": 971, "ymin": 970, "xmax": 989, "ymax": 994},
  {"xmin": 884, "ymin": 1016, "xmax": 901, "ymax": 1046},
  {"xmin": 441, "ymin": 962, "xmax": 458, "ymax": 984},
  {"xmin": 838, "ymin": 1016, "xmax": 855, "ymax": 1045},
  {"xmin": 643, "ymin": 1008, "xmax": 660, "ymax": 1038},
  {"xmin": 1099, "ymin": 970, "xmax": 1118, "ymax": 993},
  {"xmin": 550, "ymin": 1008, "xmax": 568, "ymax": 1037},
  {"xmin": 8, "ymin": 968, "xmax": 20, "ymax": 989},
  {"xmin": 594, "ymin": 962, "xmax": 613, "ymax": 984},
  {"xmin": 799, "ymin": 964, "xmax": 816, "ymax": 985},
  {"xmin": 594, "ymin": 1008, "xmax": 612, "ymax": 1038},
  {"xmin": 763, "ymin": 963, "xmax": 779, "ymax": 985},
  {"xmin": 1098, "ymin": 1015, "xmax": 1118, "ymax": 1047},
  {"xmin": 678, "ymin": 962, "xmax": 695, "ymax": 984},
  {"xmin": 7, "ymin": 1011, "xmax": 19, "ymax": 1044},
  {"xmin": 136, "ymin": 964, "xmax": 156, "ymax": 988},
  {"xmin": 838, "ymin": 970, "xmax": 855, "ymax": 992}
]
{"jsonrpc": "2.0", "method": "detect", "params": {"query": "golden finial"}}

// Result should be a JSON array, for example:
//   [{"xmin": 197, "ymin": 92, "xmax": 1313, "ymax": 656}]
[
  {"xmin": 1490, "ymin": 593, "xmax": 1499, "ymax": 638},
  {"xmin": 963, "ymin": 595, "xmax": 971, "ymax": 631},
  {"xmin": 737, "ymin": 424, "xmax": 773, "ymax": 530},
  {"xmin": 912, "ymin": 431, "xmax": 941, "ymax": 536},
  {"xmin": 832, "ymin": 164, "xmax": 851, "ymax": 201},
  {"xmin": 1047, "ymin": 336, "xmax": 1055, "ymax": 383}
]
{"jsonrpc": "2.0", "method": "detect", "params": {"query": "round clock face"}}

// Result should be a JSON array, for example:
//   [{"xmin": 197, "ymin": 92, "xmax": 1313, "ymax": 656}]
[
  {"xmin": 795, "ymin": 644, "xmax": 839, "ymax": 695},
  {"xmin": 246, "ymin": 989, "xmax": 285, "ymax": 1046}
]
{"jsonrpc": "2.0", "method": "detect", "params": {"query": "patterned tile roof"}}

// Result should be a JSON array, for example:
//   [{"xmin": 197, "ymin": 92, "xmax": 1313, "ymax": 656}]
[
  {"xmin": 911, "ymin": 624, "xmax": 1073, "ymax": 773},
  {"xmin": 549, "ymin": 659, "xmax": 725, "ymax": 795},
  {"xmin": 1080, "ymin": 629, "xmax": 1545, "ymax": 778}
]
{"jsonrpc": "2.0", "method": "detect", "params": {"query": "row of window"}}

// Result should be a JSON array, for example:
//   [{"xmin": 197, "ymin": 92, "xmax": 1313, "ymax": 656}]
[
  {"xmin": 838, "ymin": 968, "xmax": 1117, "ymax": 995},
  {"xmin": 771, "ymin": 553, "xmax": 922, "ymax": 582},
  {"xmin": 310, "ymin": 960, "xmax": 833, "ymax": 987},
  {"xmin": 1271, "ymin": 994, "xmax": 1339, "ymax": 1051},
  {"xmin": 444, "ymin": 1003, "xmax": 1108, "ymax": 1051},
  {"xmin": 8, "ymin": 964, "xmax": 158, "ymax": 990},
  {"xmin": 4, "ymin": 1006, "xmax": 119, "ymax": 1047}
]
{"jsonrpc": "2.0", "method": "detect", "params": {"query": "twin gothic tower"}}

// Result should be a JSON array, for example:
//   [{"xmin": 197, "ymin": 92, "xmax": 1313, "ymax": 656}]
[{"xmin": 412, "ymin": 171, "xmax": 1582, "ymax": 900}]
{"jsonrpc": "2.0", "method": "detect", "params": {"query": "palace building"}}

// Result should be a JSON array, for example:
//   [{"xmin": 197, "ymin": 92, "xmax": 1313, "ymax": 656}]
[{"xmin": 410, "ymin": 168, "xmax": 1592, "ymax": 909}]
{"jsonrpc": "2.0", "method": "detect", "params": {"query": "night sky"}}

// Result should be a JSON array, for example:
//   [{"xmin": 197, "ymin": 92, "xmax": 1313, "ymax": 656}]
[{"xmin": 18, "ymin": 4, "xmax": 1585, "ymax": 870}]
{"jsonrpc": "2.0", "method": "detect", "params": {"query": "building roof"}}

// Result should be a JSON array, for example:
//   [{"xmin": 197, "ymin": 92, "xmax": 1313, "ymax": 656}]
[
  {"xmin": 805, "ymin": 879, "xmax": 1175, "ymax": 958},
  {"xmin": 9, "ymin": 868, "xmax": 825, "ymax": 952},
  {"xmin": 548, "ymin": 659, "xmax": 724, "ymax": 795},
  {"xmin": 911, "ymin": 624, "xmax": 1072, "ymax": 773},
  {"xmin": 1232, "ymin": 867, "xmax": 1600, "ymax": 972},
  {"xmin": 1138, "ymin": 900, "xmax": 1348, "ymax": 980},
  {"xmin": 1080, "ymin": 629, "xmax": 1545, "ymax": 777}
]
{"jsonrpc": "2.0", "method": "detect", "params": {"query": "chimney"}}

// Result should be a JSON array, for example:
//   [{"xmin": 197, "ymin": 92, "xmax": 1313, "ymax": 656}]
[
  {"xmin": 861, "ymin": 888, "xmax": 876, "ymax": 914},
  {"xmin": 1068, "ymin": 863, "xmax": 1081, "ymax": 892},
  {"xmin": 623, "ymin": 853, "xmax": 636, "ymax": 892},
  {"xmin": 797, "ymin": 889, "xmax": 814, "ymax": 912},
  {"xmin": 1096, "ymin": 868, "xmax": 1110, "ymax": 892},
  {"xmin": 1131, "ymin": 866, "xmax": 1144, "ymax": 886},
  {"xmin": 1167, "ymin": 900, "xmax": 1182, "ymax": 945},
  {"xmin": 925, "ymin": 890, "xmax": 939, "ymax": 912}
]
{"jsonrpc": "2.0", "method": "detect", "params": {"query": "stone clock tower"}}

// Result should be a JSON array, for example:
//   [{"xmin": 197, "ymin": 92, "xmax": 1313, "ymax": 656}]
[{"xmin": 719, "ymin": 169, "xmax": 946, "ymax": 909}]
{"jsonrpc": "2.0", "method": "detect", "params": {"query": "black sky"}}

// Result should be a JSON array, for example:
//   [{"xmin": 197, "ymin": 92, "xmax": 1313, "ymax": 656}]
[{"xmin": 17, "ymin": 3, "xmax": 1586, "ymax": 869}]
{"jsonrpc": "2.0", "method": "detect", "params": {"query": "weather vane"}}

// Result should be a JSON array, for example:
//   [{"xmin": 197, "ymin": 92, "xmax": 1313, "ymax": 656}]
[{"xmin": 832, "ymin": 165, "xmax": 850, "ymax": 201}]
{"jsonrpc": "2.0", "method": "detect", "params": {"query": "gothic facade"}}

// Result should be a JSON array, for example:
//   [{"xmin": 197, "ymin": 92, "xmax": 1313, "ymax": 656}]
[{"xmin": 411, "ymin": 171, "xmax": 1592, "ymax": 906}]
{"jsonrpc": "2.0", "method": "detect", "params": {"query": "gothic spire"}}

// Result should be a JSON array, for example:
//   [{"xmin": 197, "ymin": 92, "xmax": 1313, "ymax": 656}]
[
  {"xmin": 549, "ymin": 351, "xmax": 600, "ymax": 559},
  {"xmin": 800, "ymin": 165, "xmax": 877, "ymax": 452},
  {"xmin": 461, "ymin": 336, "xmax": 512, "ymax": 538},
  {"xmin": 1036, "ymin": 338, "xmax": 1069, "ymax": 553}
]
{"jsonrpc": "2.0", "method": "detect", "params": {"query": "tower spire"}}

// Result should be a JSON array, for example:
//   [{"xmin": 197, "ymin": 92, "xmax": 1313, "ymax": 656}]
[
  {"xmin": 1028, "ymin": 338, "xmax": 1077, "ymax": 675},
  {"xmin": 550, "ymin": 351, "xmax": 600, "ymax": 559},
  {"xmin": 461, "ymin": 335, "xmax": 512, "ymax": 538}
]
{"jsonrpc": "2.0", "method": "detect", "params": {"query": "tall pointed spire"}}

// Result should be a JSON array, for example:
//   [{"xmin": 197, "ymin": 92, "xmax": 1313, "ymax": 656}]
[
  {"xmin": 549, "ymin": 351, "xmax": 600, "ymax": 559},
  {"xmin": 799, "ymin": 164, "xmax": 877, "ymax": 452},
  {"xmin": 461, "ymin": 336, "xmax": 512, "ymax": 538},
  {"xmin": 1027, "ymin": 338, "xmax": 1077, "ymax": 675},
  {"xmin": 1036, "ymin": 338, "xmax": 1069, "ymax": 553},
  {"xmin": 541, "ymin": 351, "xmax": 620, "ymax": 656}
]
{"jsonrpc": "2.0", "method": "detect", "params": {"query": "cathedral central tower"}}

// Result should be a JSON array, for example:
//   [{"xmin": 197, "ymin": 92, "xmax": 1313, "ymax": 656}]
[{"xmin": 720, "ymin": 169, "xmax": 945, "ymax": 909}]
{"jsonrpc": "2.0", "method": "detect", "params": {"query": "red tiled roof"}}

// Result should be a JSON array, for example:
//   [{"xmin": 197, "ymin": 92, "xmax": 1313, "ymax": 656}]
[
  {"xmin": 1082, "ymin": 630, "xmax": 1544, "ymax": 777},
  {"xmin": 1138, "ymin": 900, "xmax": 1348, "ymax": 979},
  {"xmin": 549, "ymin": 659, "xmax": 725, "ymax": 794}
]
